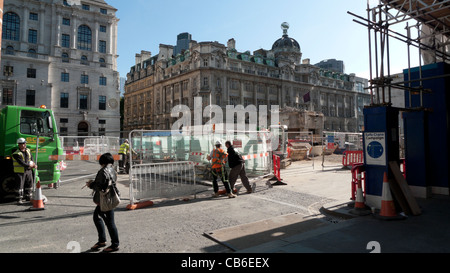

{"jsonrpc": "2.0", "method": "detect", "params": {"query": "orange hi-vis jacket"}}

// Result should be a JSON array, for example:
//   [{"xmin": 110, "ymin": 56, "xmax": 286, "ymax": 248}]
[{"xmin": 211, "ymin": 148, "xmax": 227, "ymax": 169}]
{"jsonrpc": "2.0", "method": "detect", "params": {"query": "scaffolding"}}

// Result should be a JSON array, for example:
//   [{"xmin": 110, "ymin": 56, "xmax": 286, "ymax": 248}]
[{"xmin": 348, "ymin": 0, "xmax": 450, "ymax": 107}]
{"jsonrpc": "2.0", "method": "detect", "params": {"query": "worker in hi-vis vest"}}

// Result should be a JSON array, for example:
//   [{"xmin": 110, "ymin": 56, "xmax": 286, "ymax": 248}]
[
  {"xmin": 207, "ymin": 140, "xmax": 235, "ymax": 198},
  {"xmin": 12, "ymin": 138, "xmax": 37, "ymax": 204}
]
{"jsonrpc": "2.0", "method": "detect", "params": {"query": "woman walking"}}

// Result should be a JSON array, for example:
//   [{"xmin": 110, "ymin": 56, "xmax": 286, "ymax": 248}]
[{"xmin": 86, "ymin": 153, "xmax": 120, "ymax": 253}]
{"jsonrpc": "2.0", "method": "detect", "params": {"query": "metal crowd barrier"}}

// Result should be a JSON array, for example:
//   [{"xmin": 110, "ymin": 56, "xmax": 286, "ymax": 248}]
[{"xmin": 129, "ymin": 161, "xmax": 196, "ymax": 206}]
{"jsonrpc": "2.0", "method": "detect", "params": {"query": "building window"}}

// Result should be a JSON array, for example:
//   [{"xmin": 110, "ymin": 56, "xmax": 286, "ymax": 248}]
[
  {"xmin": 60, "ymin": 127, "xmax": 68, "ymax": 136},
  {"xmin": 99, "ymin": 76, "xmax": 107, "ymax": 86},
  {"xmin": 27, "ymin": 49, "xmax": 37, "ymax": 58},
  {"xmin": 99, "ymin": 119, "xmax": 106, "ymax": 124},
  {"xmin": 6, "ymin": 46, "xmax": 15, "ymax": 55},
  {"xmin": 81, "ymin": 74, "xmax": 89, "ymax": 84},
  {"xmin": 203, "ymin": 77, "xmax": 209, "ymax": 87},
  {"xmin": 99, "ymin": 128, "xmax": 106, "ymax": 136},
  {"xmin": 63, "ymin": 0, "xmax": 71, "ymax": 7},
  {"xmin": 79, "ymin": 94, "xmax": 88, "ymax": 110},
  {"xmin": 100, "ymin": 8, "xmax": 107, "ymax": 15},
  {"xmin": 81, "ymin": 55, "xmax": 89, "ymax": 65},
  {"xmin": 28, "ymin": 29, "xmax": 38, "ymax": 44},
  {"xmin": 60, "ymin": 118, "xmax": 69, "ymax": 123},
  {"xmin": 61, "ymin": 72, "xmax": 69, "ymax": 82},
  {"xmin": 60, "ymin": 93, "xmax": 69, "ymax": 108},
  {"xmin": 77, "ymin": 25, "xmax": 92, "ymax": 51},
  {"xmin": 3, "ymin": 12, "xmax": 20, "ymax": 41},
  {"xmin": 62, "ymin": 53, "xmax": 69, "ymax": 63},
  {"xmin": 26, "ymin": 90, "xmax": 35, "ymax": 106},
  {"xmin": 100, "ymin": 25, "xmax": 106, "ymax": 32},
  {"xmin": 2, "ymin": 88, "xmax": 13, "ymax": 105},
  {"xmin": 4, "ymin": 65, "xmax": 14, "ymax": 77},
  {"xmin": 62, "ymin": 18, "xmax": 70, "ymax": 26},
  {"xmin": 29, "ymin": 12, "xmax": 38, "ymax": 21},
  {"xmin": 27, "ymin": 68, "xmax": 36, "ymax": 78},
  {"xmin": 99, "ymin": 40, "xmax": 106, "ymax": 53},
  {"xmin": 99, "ymin": 96, "xmax": 106, "ymax": 110},
  {"xmin": 99, "ymin": 58, "xmax": 106, "ymax": 67},
  {"xmin": 82, "ymin": 4, "xmax": 90, "ymax": 11},
  {"xmin": 62, "ymin": 34, "xmax": 70, "ymax": 48}
]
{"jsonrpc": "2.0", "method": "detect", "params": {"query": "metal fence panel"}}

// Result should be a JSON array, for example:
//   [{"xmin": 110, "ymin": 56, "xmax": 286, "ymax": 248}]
[{"xmin": 129, "ymin": 161, "xmax": 196, "ymax": 205}]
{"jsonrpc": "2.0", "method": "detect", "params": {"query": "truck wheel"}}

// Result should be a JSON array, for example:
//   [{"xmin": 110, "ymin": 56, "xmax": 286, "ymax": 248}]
[{"xmin": 0, "ymin": 175, "xmax": 17, "ymax": 202}]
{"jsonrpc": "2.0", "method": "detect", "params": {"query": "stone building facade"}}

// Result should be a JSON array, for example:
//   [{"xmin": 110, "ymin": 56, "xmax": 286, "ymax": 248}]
[
  {"xmin": 1, "ymin": 0, "xmax": 120, "ymax": 137},
  {"xmin": 124, "ymin": 24, "xmax": 371, "ymax": 133}
]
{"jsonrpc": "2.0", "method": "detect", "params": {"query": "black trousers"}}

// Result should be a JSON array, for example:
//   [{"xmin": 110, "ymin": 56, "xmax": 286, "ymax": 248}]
[
  {"xmin": 211, "ymin": 167, "xmax": 231, "ymax": 194},
  {"xmin": 93, "ymin": 205, "xmax": 119, "ymax": 247},
  {"xmin": 15, "ymin": 170, "xmax": 33, "ymax": 199}
]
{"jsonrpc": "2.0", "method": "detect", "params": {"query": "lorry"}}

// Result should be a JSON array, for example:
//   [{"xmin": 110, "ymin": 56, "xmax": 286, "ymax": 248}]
[{"xmin": 0, "ymin": 105, "xmax": 63, "ymax": 201}]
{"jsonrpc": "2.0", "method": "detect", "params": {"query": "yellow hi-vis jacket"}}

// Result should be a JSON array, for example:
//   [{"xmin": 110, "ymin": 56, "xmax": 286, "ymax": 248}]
[
  {"xmin": 12, "ymin": 148, "xmax": 32, "ymax": 174},
  {"xmin": 119, "ymin": 143, "xmax": 129, "ymax": 155}
]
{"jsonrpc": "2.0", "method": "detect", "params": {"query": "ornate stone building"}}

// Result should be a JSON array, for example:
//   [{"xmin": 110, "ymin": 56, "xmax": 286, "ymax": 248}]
[
  {"xmin": 124, "ymin": 23, "xmax": 371, "ymax": 133},
  {"xmin": 1, "ymin": 0, "xmax": 120, "ymax": 137}
]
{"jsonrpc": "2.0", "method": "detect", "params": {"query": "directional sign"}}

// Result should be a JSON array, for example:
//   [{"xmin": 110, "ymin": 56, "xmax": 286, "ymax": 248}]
[{"xmin": 364, "ymin": 132, "xmax": 386, "ymax": 166}]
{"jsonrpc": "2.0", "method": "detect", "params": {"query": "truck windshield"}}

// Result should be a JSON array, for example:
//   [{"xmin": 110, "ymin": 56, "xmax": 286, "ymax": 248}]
[{"xmin": 20, "ymin": 110, "xmax": 52, "ymax": 136}]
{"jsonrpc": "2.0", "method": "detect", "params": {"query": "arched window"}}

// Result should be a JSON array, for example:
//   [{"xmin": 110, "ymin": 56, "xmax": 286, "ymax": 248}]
[
  {"xmin": 77, "ymin": 25, "xmax": 92, "ymax": 51},
  {"xmin": 81, "ymin": 55, "xmax": 89, "ymax": 65},
  {"xmin": 99, "ymin": 58, "xmax": 106, "ymax": 67},
  {"xmin": 62, "ymin": 53, "xmax": 69, "ymax": 63},
  {"xmin": 27, "ymin": 48, "xmax": 37, "ymax": 58},
  {"xmin": 2, "ymin": 12, "xmax": 20, "ymax": 41},
  {"xmin": 6, "ymin": 46, "xmax": 15, "ymax": 55}
]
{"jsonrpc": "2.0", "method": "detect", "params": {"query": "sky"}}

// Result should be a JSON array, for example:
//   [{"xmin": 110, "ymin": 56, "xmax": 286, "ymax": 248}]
[{"xmin": 107, "ymin": 0, "xmax": 421, "ymax": 80}]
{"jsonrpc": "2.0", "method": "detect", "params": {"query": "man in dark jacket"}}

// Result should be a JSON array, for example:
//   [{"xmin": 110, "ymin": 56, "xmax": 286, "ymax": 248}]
[{"xmin": 225, "ymin": 141, "xmax": 253, "ymax": 194}]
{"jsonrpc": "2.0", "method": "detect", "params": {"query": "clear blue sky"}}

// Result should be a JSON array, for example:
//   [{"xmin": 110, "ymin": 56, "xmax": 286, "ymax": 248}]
[{"xmin": 107, "ymin": 0, "xmax": 420, "ymax": 80}]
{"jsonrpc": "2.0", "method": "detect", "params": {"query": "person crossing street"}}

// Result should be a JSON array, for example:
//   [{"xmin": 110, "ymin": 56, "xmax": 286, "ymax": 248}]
[{"xmin": 207, "ymin": 141, "xmax": 236, "ymax": 198}]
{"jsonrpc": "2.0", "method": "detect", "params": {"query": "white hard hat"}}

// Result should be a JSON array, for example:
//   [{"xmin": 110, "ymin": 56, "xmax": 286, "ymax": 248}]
[
  {"xmin": 215, "ymin": 140, "xmax": 222, "ymax": 146},
  {"xmin": 17, "ymin": 138, "xmax": 26, "ymax": 144},
  {"xmin": 124, "ymin": 139, "xmax": 129, "ymax": 143}
]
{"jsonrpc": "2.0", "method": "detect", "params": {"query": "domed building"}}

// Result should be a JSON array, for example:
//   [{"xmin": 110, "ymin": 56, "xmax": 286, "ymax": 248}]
[
  {"xmin": 125, "ymin": 23, "xmax": 371, "ymax": 135},
  {"xmin": 271, "ymin": 22, "xmax": 302, "ymax": 66}
]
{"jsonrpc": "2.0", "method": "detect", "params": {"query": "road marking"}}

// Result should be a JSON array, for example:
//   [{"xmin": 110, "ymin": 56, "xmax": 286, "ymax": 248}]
[{"xmin": 60, "ymin": 174, "xmax": 96, "ymax": 184}]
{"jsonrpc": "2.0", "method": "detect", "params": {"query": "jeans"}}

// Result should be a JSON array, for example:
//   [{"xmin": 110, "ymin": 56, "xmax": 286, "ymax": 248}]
[{"xmin": 93, "ymin": 205, "xmax": 119, "ymax": 247}]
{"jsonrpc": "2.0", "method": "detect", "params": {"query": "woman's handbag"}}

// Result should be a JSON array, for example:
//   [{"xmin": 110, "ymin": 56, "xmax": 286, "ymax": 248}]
[{"xmin": 99, "ymin": 170, "xmax": 121, "ymax": 212}]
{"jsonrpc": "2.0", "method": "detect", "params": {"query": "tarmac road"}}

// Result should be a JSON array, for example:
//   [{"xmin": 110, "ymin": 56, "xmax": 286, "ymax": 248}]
[{"xmin": 0, "ymin": 158, "xmax": 351, "ymax": 253}]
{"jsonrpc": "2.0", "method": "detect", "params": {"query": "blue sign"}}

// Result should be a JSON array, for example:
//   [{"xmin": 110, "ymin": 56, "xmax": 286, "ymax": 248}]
[{"xmin": 367, "ymin": 141, "xmax": 384, "ymax": 159}]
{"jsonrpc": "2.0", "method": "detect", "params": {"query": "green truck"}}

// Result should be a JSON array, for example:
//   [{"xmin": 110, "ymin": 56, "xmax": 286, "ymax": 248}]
[{"xmin": 0, "ymin": 105, "xmax": 63, "ymax": 201}]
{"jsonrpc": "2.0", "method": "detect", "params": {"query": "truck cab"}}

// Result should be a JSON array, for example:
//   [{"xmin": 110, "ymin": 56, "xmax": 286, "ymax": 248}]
[{"xmin": 0, "ymin": 106, "xmax": 63, "ymax": 201}]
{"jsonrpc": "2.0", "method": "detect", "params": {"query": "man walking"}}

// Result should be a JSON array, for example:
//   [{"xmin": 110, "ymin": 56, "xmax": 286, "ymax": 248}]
[
  {"xmin": 12, "ymin": 138, "xmax": 37, "ymax": 204},
  {"xmin": 118, "ymin": 139, "xmax": 132, "ymax": 174},
  {"xmin": 207, "ymin": 141, "xmax": 235, "ymax": 198},
  {"xmin": 225, "ymin": 141, "xmax": 253, "ymax": 194}
]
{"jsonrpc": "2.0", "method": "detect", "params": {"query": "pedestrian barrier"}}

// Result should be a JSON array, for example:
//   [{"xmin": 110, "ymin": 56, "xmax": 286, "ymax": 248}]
[
  {"xmin": 342, "ymin": 150, "xmax": 364, "ymax": 167},
  {"xmin": 270, "ymin": 154, "xmax": 286, "ymax": 185},
  {"xmin": 128, "ymin": 161, "xmax": 196, "ymax": 209},
  {"xmin": 48, "ymin": 154, "xmax": 121, "ymax": 161},
  {"xmin": 351, "ymin": 163, "xmax": 366, "ymax": 201}
]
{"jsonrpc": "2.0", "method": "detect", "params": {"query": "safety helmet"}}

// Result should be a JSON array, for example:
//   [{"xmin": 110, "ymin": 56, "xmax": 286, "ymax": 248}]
[
  {"xmin": 215, "ymin": 140, "xmax": 222, "ymax": 146},
  {"xmin": 124, "ymin": 139, "xmax": 129, "ymax": 143},
  {"xmin": 17, "ymin": 138, "xmax": 27, "ymax": 144}
]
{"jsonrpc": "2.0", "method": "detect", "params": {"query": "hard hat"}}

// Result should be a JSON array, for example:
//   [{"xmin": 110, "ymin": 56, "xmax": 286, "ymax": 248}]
[
  {"xmin": 124, "ymin": 139, "xmax": 129, "ymax": 143},
  {"xmin": 215, "ymin": 140, "xmax": 222, "ymax": 146},
  {"xmin": 17, "ymin": 138, "xmax": 27, "ymax": 144}
]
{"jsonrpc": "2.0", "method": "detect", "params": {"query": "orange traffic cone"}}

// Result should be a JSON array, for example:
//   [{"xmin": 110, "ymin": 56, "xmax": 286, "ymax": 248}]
[
  {"xmin": 29, "ymin": 181, "xmax": 45, "ymax": 211},
  {"xmin": 375, "ymin": 172, "xmax": 405, "ymax": 220},
  {"xmin": 350, "ymin": 173, "xmax": 371, "ymax": 216}
]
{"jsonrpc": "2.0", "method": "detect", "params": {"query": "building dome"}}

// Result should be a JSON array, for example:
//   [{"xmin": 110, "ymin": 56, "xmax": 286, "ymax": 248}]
[{"xmin": 272, "ymin": 22, "xmax": 301, "ymax": 53}]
